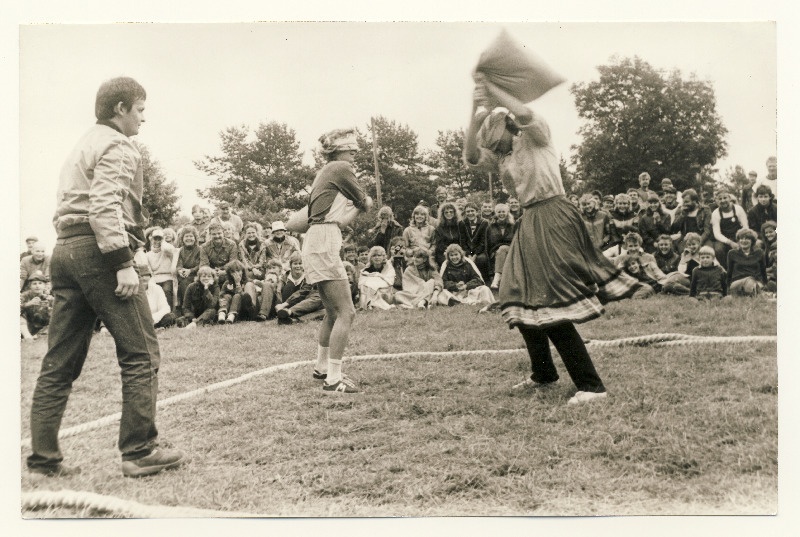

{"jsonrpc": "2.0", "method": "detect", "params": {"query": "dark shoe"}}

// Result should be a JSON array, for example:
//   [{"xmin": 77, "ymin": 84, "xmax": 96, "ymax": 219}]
[
  {"xmin": 28, "ymin": 463, "xmax": 81, "ymax": 478},
  {"xmin": 255, "ymin": 314, "xmax": 268, "ymax": 322},
  {"xmin": 313, "ymin": 369, "xmax": 327, "ymax": 380},
  {"xmin": 276, "ymin": 309, "xmax": 292, "ymax": 321},
  {"xmin": 447, "ymin": 297, "xmax": 459, "ymax": 307},
  {"xmin": 121, "ymin": 448, "xmax": 184, "ymax": 478}
]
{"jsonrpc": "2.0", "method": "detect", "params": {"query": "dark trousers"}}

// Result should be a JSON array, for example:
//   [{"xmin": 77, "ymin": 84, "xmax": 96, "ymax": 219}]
[
  {"xmin": 518, "ymin": 322, "xmax": 605, "ymax": 393},
  {"xmin": 27, "ymin": 236, "xmax": 161, "ymax": 471}
]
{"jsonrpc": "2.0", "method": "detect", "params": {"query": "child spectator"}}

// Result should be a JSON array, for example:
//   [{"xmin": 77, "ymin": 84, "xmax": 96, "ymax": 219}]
[
  {"xmin": 727, "ymin": 228, "xmax": 767, "ymax": 297},
  {"xmin": 358, "ymin": 246, "xmax": 396, "ymax": 310},
  {"xmin": 677, "ymin": 232, "xmax": 709, "ymax": 277},
  {"xmin": 638, "ymin": 192, "xmax": 672, "ymax": 253},
  {"xmin": 433, "ymin": 201, "xmax": 463, "ymax": 267},
  {"xmin": 20, "ymin": 271, "xmax": 53, "ymax": 340},
  {"xmin": 217, "ymin": 259, "xmax": 257, "ymax": 323},
  {"xmin": 620, "ymin": 254, "xmax": 658, "ymax": 299},
  {"xmin": 388, "ymin": 236, "xmax": 407, "ymax": 290},
  {"xmin": 356, "ymin": 246, "xmax": 370, "ymax": 272},
  {"xmin": 274, "ymin": 255, "xmax": 324, "ymax": 324},
  {"xmin": 485, "ymin": 203, "xmax": 515, "ymax": 290},
  {"xmin": 341, "ymin": 242, "xmax": 359, "ymax": 266},
  {"xmin": 689, "ymin": 245, "xmax": 728, "ymax": 300},
  {"xmin": 579, "ymin": 193, "xmax": 612, "ymax": 251},
  {"xmin": 140, "ymin": 263, "xmax": 176, "ymax": 329},
  {"xmin": 162, "ymin": 227, "xmax": 177, "ymax": 246},
  {"xmin": 178, "ymin": 265, "xmax": 220, "ymax": 327},
  {"xmin": 440, "ymin": 244, "xmax": 496, "ymax": 307},
  {"xmin": 394, "ymin": 247, "xmax": 458, "ymax": 309}
]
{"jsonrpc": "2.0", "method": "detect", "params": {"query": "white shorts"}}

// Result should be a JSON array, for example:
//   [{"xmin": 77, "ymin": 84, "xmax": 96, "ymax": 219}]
[{"xmin": 302, "ymin": 224, "xmax": 348, "ymax": 285}]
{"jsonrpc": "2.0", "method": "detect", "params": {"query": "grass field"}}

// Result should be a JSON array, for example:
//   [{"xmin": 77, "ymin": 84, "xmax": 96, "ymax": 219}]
[{"xmin": 19, "ymin": 295, "xmax": 778, "ymax": 518}]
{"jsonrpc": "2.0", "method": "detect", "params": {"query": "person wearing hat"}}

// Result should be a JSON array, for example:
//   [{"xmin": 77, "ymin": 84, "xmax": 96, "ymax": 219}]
[
  {"xmin": 302, "ymin": 127, "xmax": 373, "ymax": 394},
  {"xmin": 21, "ymin": 235, "xmax": 40, "ymax": 260},
  {"xmin": 27, "ymin": 77, "xmax": 184, "ymax": 478},
  {"xmin": 145, "ymin": 227, "xmax": 176, "ymax": 311},
  {"xmin": 208, "ymin": 200, "xmax": 243, "ymax": 242},
  {"xmin": 20, "ymin": 242, "xmax": 51, "ymax": 291},
  {"xmin": 265, "ymin": 220, "xmax": 301, "ymax": 272},
  {"xmin": 464, "ymin": 73, "xmax": 640, "ymax": 405},
  {"xmin": 20, "ymin": 270, "xmax": 54, "ymax": 340}
]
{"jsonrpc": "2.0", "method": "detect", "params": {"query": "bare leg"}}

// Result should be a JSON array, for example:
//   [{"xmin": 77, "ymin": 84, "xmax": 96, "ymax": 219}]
[{"xmin": 317, "ymin": 279, "xmax": 355, "ymax": 361}]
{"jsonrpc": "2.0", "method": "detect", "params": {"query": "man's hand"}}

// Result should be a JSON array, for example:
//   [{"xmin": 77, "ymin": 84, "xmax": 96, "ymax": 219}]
[{"xmin": 115, "ymin": 266, "xmax": 139, "ymax": 300}]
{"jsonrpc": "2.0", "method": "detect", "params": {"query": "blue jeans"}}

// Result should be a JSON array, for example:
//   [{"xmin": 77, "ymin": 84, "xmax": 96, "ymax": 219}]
[{"xmin": 27, "ymin": 236, "xmax": 161, "ymax": 471}]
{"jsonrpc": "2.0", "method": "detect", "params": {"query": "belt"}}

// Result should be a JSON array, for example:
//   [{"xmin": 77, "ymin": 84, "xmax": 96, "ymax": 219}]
[{"xmin": 55, "ymin": 236, "xmax": 96, "ymax": 246}]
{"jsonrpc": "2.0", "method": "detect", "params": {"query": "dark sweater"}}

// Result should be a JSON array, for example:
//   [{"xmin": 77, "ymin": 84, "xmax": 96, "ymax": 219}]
[
  {"xmin": 726, "ymin": 248, "xmax": 767, "ymax": 285},
  {"xmin": 690, "ymin": 265, "xmax": 728, "ymax": 297}
]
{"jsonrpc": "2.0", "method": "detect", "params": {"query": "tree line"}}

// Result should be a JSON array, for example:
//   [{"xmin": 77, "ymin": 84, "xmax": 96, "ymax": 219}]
[{"xmin": 141, "ymin": 56, "xmax": 731, "ymax": 230}]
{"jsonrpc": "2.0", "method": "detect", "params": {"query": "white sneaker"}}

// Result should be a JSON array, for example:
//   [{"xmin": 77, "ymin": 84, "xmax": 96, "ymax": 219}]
[
  {"xmin": 184, "ymin": 321, "xmax": 197, "ymax": 329},
  {"xmin": 567, "ymin": 391, "xmax": 608, "ymax": 405}
]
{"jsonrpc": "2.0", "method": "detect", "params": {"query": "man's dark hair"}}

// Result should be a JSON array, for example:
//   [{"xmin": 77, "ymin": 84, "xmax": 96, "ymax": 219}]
[{"xmin": 95, "ymin": 77, "xmax": 146, "ymax": 120}]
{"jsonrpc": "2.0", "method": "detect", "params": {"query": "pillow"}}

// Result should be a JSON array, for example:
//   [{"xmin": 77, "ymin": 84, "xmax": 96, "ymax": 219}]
[{"xmin": 474, "ymin": 29, "xmax": 566, "ymax": 103}]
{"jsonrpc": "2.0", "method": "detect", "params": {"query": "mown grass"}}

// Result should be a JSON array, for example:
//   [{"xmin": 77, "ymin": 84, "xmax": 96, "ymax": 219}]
[{"xmin": 20, "ymin": 295, "xmax": 777, "ymax": 517}]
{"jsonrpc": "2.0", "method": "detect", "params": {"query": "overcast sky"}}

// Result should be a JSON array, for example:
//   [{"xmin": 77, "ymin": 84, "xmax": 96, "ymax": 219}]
[{"xmin": 16, "ymin": 19, "xmax": 777, "ymax": 249}]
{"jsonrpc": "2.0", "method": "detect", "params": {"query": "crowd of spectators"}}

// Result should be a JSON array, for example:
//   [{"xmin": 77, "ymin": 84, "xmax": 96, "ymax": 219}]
[{"xmin": 20, "ymin": 157, "xmax": 777, "ymax": 339}]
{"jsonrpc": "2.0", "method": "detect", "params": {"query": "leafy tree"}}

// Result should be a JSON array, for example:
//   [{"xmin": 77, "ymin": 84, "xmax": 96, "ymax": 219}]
[
  {"xmin": 570, "ymin": 56, "xmax": 728, "ymax": 195},
  {"xmin": 194, "ymin": 121, "xmax": 313, "ymax": 221},
  {"xmin": 136, "ymin": 143, "xmax": 180, "ymax": 228},
  {"xmin": 351, "ymin": 116, "xmax": 437, "ymax": 224},
  {"xmin": 424, "ymin": 129, "xmax": 489, "ymax": 196}
]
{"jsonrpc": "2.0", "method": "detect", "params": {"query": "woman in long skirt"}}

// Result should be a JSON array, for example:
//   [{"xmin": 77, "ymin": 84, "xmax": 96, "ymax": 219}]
[
  {"xmin": 302, "ymin": 128, "xmax": 373, "ymax": 394},
  {"xmin": 463, "ymin": 75, "xmax": 640, "ymax": 404}
]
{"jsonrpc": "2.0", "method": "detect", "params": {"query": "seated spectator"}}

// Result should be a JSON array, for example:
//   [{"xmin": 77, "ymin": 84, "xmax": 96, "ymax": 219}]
[
  {"xmin": 358, "ymin": 246, "xmax": 396, "ymax": 310},
  {"xmin": 20, "ymin": 271, "xmax": 53, "ymax": 340},
  {"xmin": 579, "ymin": 193, "xmax": 611, "ymax": 251},
  {"xmin": 660, "ymin": 184, "xmax": 681, "ymax": 225},
  {"xmin": 429, "ymin": 185, "xmax": 449, "ymax": 226},
  {"xmin": 275, "ymin": 255, "xmax": 324, "ymax": 325},
  {"xmin": 635, "ymin": 172, "xmax": 655, "ymax": 207},
  {"xmin": 217, "ymin": 259, "xmax": 258, "ymax": 323},
  {"xmin": 567, "ymin": 193, "xmax": 579, "ymax": 207},
  {"xmin": 162, "ymin": 227, "xmax": 177, "ymax": 246},
  {"xmin": 356, "ymin": 245, "xmax": 370, "ymax": 272},
  {"xmin": 368, "ymin": 206, "xmax": 404, "ymax": 253},
  {"xmin": 178, "ymin": 266, "xmax": 220, "ymax": 327},
  {"xmin": 747, "ymin": 185, "xmax": 777, "ymax": 241},
  {"xmin": 638, "ymin": 192, "xmax": 672, "ymax": 254},
  {"xmin": 677, "ymin": 232, "xmax": 710, "ymax": 278},
  {"xmin": 402, "ymin": 205, "xmax": 436, "ymax": 258},
  {"xmin": 208, "ymin": 200, "xmax": 244, "ymax": 242},
  {"xmin": 620, "ymin": 255, "xmax": 658, "ymax": 299},
  {"xmin": 689, "ymin": 246, "xmax": 728, "ymax": 300},
  {"xmin": 710, "ymin": 188, "xmax": 749, "ymax": 266},
  {"xmin": 200, "ymin": 221, "xmax": 241, "ymax": 281},
  {"xmin": 20, "ymin": 235, "xmax": 39, "ymax": 260},
  {"xmin": 751, "ymin": 156, "xmax": 777, "ymax": 206},
  {"xmin": 20, "ymin": 242, "xmax": 51, "ymax": 291},
  {"xmin": 440, "ymin": 244, "xmax": 496, "ymax": 307},
  {"xmin": 760, "ymin": 221, "xmax": 777, "ymax": 268},
  {"xmin": 507, "ymin": 197, "xmax": 522, "ymax": 221},
  {"xmin": 604, "ymin": 193, "xmax": 639, "ymax": 257},
  {"xmin": 343, "ymin": 261, "xmax": 360, "ymax": 305},
  {"xmin": 341, "ymin": 242, "xmax": 359, "ymax": 267},
  {"xmin": 601, "ymin": 195, "xmax": 615, "ymax": 213},
  {"xmin": 671, "ymin": 188, "xmax": 713, "ymax": 249},
  {"xmin": 479, "ymin": 200, "xmax": 495, "ymax": 221},
  {"xmin": 146, "ymin": 227, "xmax": 177, "ymax": 310},
  {"xmin": 653, "ymin": 234, "xmax": 689, "ymax": 295},
  {"xmin": 765, "ymin": 246, "xmax": 777, "ymax": 295},
  {"xmin": 458, "ymin": 202, "xmax": 490, "ymax": 281},
  {"xmin": 239, "ymin": 223, "xmax": 267, "ymax": 281},
  {"xmin": 140, "ymin": 263, "xmax": 176, "ymax": 329},
  {"xmin": 175, "ymin": 225, "xmax": 202, "ymax": 313},
  {"xmin": 626, "ymin": 188, "xmax": 643, "ymax": 215},
  {"xmin": 189, "ymin": 204, "xmax": 212, "ymax": 246},
  {"xmin": 727, "ymin": 228, "xmax": 767, "ymax": 297},
  {"xmin": 388, "ymin": 236, "xmax": 407, "ymax": 290},
  {"xmin": 264, "ymin": 221, "xmax": 301, "ymax": 271},
  {"xmin": 455, "ymin": 197, "xmax": 468, "ymax": 215},
  {"xmin": 433, "ymin": 201, "xmax": 463, "ymax": 267},
  {"xmin": 485, "ymin": 203, "xmax": 515, "ymax": 290},
  {"xmin": 613, "ymin": 233, "xmax": 667, "ymax": 284},
  {"xmin": 255, "ymin": 259, "xmax": 285, "ymax": 321},
  {"xmin": 394, "ymin": 247, "xmax": 458, "ymax": 309}
]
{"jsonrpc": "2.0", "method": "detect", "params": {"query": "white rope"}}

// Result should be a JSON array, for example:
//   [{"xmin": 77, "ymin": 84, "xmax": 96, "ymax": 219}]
[
  {"xmin": 20, "ymin": 333, "xmax": 776, "ymax": 449},
  {"xmin": 21, "ymin": 489, "xmax": 263, "ymax": 518},
  {"xmin": 20, "ymin": 332, "xmax": 776, "ymax": 518}
]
